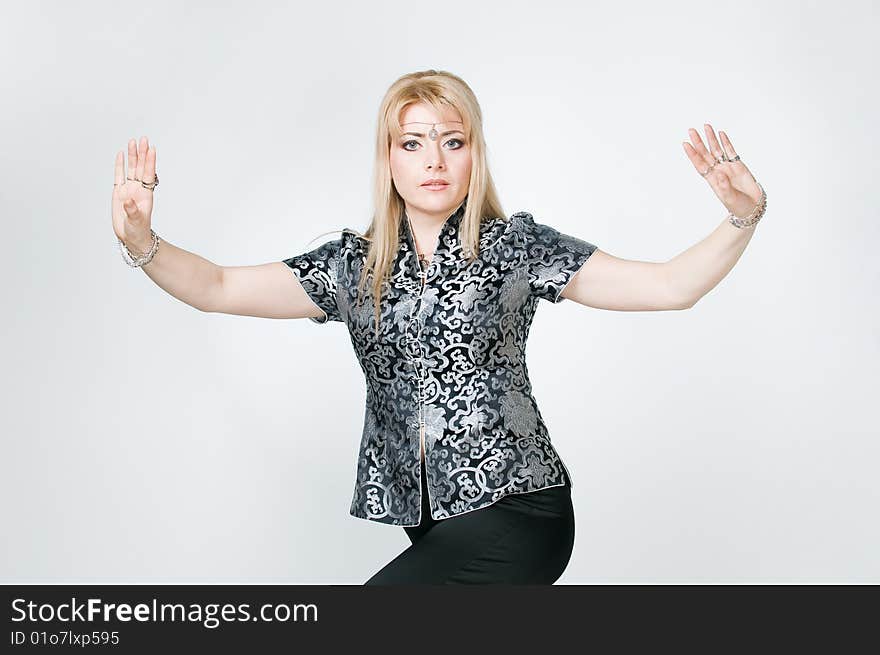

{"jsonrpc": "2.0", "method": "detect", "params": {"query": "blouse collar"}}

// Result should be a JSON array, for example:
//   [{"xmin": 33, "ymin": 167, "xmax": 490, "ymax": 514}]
[{"xmin": 399, "ymin": 196, "xmax": 468, "ymax": 252}]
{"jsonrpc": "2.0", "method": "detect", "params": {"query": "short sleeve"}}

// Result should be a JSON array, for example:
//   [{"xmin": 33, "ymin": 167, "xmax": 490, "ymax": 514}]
[
  {"xmin": 282, "ymin": 238, "xmax": 343, "ymax": 324},
  {"xmin": 522, "ymin": 213, "xmax": 598, "ymax": 303}
]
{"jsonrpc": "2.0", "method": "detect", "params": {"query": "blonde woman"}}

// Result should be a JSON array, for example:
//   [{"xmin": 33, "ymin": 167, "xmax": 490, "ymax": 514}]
[{"xmin": 111, "ymin": 70, "xmax": 765, "ymax": 584}]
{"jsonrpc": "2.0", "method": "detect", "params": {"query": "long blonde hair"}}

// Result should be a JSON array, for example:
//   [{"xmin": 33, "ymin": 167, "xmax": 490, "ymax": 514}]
[{"xmin": 316, "ymin": 69, "xmax": 506, "ymax": 337}]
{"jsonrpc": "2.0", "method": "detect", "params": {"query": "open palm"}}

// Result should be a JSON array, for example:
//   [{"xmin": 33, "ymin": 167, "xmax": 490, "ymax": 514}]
[
  {"xmin": 111, "ymin": 136, "xmax": 157, "ymax": 248},
  {"xmin": 683, "ymin": 124, "xmax": 763, "ymax": 219}
]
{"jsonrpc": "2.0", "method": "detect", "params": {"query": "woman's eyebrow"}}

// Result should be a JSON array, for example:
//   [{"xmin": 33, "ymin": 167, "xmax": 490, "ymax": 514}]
[{"xmin": 401, "ymin": 129, "xmax": 465, "ymax": 137}]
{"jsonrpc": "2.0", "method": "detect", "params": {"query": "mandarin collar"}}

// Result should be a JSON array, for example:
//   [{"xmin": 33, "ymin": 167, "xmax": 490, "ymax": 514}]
[{"xmin": 398, "ymin": 198, "xmax": 467, "ymax": 242}]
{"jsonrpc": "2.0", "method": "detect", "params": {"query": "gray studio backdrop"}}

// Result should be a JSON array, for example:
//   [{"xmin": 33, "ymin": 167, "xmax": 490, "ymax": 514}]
[{"xmin": 2, "ymin": 0, "xmax": 877, "ymax": 583}]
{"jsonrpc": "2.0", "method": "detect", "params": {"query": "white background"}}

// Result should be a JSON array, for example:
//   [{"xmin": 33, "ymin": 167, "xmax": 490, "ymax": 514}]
[{"xmin": 2, "ymin": 0, "xmax": 877, "ymax": 583}]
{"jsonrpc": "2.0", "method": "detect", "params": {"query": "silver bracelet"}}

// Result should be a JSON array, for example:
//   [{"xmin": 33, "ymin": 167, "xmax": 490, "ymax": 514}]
[
  {"xmin": 118, "ymin": 229, "xmax": 160, "ymax": 267},
  {"xmin": 728, "ymin": 182, "xmax": 766, "ymax": 229}
]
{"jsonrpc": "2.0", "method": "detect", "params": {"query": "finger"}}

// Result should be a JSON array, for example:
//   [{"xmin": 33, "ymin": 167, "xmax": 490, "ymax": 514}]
[
  {"xmin": 682, "ymin": 141, "xmax": 711, "ymax": 174},
  {"xmin": 143, "ymin": 145, "xmax": 156, "ymax": 184},
  {"xmin": 687, "ymin": 127, "xmax": 715, "ymax": 169},
  {"xmin": 114, "ymin": 150, "xmax": 124, "ymax": 186},
  {"xmin": 703, "ymin": 123, "xmax": 726, "ymax": 160},
  {"xmin": 127, "ymin": 138, "xmax": 138, "ymax": 180},
  {"xmin": 135, "ymin": 136, "xmax": 149, "ymax": 182},
  {"xmin": 718, "ymin": 130, "xmax": 755, "ymax": 180},
  {"xmin": 719, "ymin": 130, "xmax": 739, "ymax": 159}
]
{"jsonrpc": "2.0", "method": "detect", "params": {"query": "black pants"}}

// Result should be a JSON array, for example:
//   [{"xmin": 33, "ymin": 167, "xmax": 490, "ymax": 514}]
[{"xmin": 365, "ymin": 457, "xmax": 575, "ymax": 584}]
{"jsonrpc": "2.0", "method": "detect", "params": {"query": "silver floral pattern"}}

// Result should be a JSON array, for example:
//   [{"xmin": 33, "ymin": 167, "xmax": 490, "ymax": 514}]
[{"xmin": 282, "ymin": 199, "xmax": 597, "ymax": 526}]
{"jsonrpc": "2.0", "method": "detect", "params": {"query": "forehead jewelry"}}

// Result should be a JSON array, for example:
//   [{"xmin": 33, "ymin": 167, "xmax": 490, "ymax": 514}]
[{"xmin": 401, "ymin": 120, "xmax": 463, "ymax": 141}]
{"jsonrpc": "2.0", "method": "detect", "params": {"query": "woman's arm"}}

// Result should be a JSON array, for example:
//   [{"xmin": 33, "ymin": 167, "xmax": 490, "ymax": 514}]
[
  {"xmin": 562, "ymin": 123, "xmax": 763, "ymax": 311},
  {"xmin": 560, "ymin": 249, "xmax": 685, "ymax": 311},
  {"xmin": 132, "ymin": 236, "xmax": 224, "ymax": 313},
  {"xmin": 212, "ymin": 262, "xmax": 325, "ymax": 320},
  {"xmin": 665, "ymin": 124, "xmax": 763, "ymax": 306},
  {"xmin": 134, "ymin": 238, "xmax": 322, "ymax": 320},
  {"xmin": 113, "ymin": 138, "xmax": 322, "ymax": 320},
  {"xmin": 663, "ymin": 215, "xmax": 757, "ymax": 308},
  {"xmin": 561, "ymin": 216, "xmax": 756, "ymax": 311}
]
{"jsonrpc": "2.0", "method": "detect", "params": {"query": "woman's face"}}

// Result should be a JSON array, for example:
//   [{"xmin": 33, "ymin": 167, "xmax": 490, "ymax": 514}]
[{"xmin": 390, "ymin": 102, "xmax": 471, "ymax": 223}]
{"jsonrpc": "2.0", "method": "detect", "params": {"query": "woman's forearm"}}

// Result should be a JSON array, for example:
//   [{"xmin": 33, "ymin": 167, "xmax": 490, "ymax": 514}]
[
  {"xmin": 124, "ymin": 235, "xmax": 223, "ymax": 312},
  {"xmin": 665, "ymin": 216, "xmax": 757, "ymax": 307}
]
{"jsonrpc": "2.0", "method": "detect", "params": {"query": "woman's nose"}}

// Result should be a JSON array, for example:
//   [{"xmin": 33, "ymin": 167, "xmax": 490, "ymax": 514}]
[{"xmin": 425, "ymin": 145, "xmax": 446, "ymax": 167}]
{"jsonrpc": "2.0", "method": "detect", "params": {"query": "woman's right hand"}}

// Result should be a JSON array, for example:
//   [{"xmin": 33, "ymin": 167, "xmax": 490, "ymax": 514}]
[{"xmin": 112, "ymin": 136, "xmax": 157, "ymax": 254}]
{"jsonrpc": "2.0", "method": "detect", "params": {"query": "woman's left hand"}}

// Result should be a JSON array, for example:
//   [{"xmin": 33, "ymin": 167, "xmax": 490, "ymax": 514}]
[{"xmin": 683, "ymin": 124, "xmax": 763, "ymax": 219}]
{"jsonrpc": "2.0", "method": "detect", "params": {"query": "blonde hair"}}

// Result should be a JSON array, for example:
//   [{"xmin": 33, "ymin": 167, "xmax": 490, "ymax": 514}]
[{"xmin": 317, "ymin": 69, "xmax": 505, "ymax": 337}]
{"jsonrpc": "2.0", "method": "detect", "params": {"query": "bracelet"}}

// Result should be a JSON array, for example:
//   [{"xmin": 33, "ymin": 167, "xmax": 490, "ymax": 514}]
[
  {"xmin": 728, "ymin": 182, "xmax": 766, "ymax": 229},
  {"xmin": 118, "ymin": 229, "xmax": 160, "ymax": 267}
]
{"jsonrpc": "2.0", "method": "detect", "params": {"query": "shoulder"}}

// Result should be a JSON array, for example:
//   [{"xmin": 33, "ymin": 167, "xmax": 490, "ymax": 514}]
[
  {"xmin": 504, "ymin": 210, "xmax": 552, "ymax": 243},
  {"xmin": 340, "ymin": 227, "xmax": 370, "ymax": 242},
  {"xmin": 471, "ymin": 211, "xmax": 534, "ymax": 249},
  {"xmin": 335, "ymin": 228, "xmax": 369, "ymax": 252},
  {"xmin": 508, "ymin": 210, "xmax": 576, "ymax": 242},
  {"xmin": 504, "ymin": 211, "xmax": 594, "ymax": 254},
  {"xmin": 509, "ymin": 210, "xmax": 534, "ymax": 222},
  {"xmin": 506, "ymin": 210, "xmax": 542, "ymax": 235}
]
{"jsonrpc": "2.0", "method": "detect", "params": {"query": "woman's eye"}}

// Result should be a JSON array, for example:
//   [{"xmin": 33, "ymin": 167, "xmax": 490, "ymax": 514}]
[{"xmin": 401, "ymin": 138, "xmax": 465, "ymax": 151}]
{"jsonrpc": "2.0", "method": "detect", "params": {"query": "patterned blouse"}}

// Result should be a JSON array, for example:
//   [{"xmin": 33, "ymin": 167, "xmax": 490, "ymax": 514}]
[{"xmin": 282, "ymin": 199, "xmax": 598, "ymax": 526}]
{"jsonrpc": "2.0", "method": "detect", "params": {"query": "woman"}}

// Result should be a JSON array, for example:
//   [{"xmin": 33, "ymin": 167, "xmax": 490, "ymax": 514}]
[{"xmin": 111, "ymin": 70, "xmax": 766, "ymax": 585}]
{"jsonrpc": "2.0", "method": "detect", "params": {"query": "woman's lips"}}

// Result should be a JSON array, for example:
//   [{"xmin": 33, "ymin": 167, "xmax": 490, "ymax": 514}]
[{"xmin": 421, "ymin": 183, "xmax": 449, "ymax": 191}]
